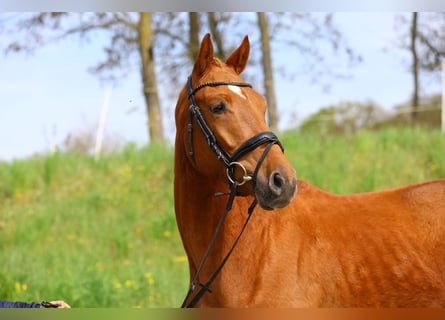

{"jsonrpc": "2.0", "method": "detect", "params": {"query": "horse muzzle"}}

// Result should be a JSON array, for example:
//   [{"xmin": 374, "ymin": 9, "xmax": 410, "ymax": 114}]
[{"xmin": 254, "ymin": 167, "xmax": 298, "ymax": 210}]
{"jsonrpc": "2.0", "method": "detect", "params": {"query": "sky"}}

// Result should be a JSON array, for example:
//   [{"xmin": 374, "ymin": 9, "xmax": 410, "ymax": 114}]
[{"xmin": 0, "ymin": 12, "xmax": 443, "ymax": 161}]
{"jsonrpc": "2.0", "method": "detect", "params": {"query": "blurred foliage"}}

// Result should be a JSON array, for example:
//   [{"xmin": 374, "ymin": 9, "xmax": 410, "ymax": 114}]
[
  {"xmin": 300, "ymin": 95, "xmax": 441, "ymax": 135},
  {"xmin": 299, "ymin": 100, "xmax": 388, "ymax": 134}
]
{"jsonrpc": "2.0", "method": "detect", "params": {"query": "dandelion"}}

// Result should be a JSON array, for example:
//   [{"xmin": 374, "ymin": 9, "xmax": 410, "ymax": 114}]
[
  {"xmin": 144, "ymin": 272, "xmax": 155, "ymax": 286},
  {"xmin": 163, "ymin": 230, "xmax": 172, "ymax": 238},
  {"xmin": 15, "ymin": 281, "xmax": 27, "ymax": 293},
  {"xmin": 119, "ymin": 165, "xmax": 133, "ymax": 178},
  {"xmin": 172, "ymin": 255, "xmax": 188, "ymax": 263},
  {"xmin": 125, "ymin": 279, "xmax": 135, "ymax": 288},
  {"xmin": 148, "ymin": 292, "xmax": 160, "ymax": 303},
  {"xmin": 113, "ymin": 280, "xmax": 122, "ymax": 289}
]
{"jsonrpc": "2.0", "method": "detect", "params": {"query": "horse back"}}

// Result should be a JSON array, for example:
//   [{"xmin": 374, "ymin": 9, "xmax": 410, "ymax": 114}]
[
  {"xmin": 403, "ymin": 179, "xmax": 445, "ymax": 214},
  {"xmin": 290, "ymin": 179, "xmax": 445, "ymax": 307}
]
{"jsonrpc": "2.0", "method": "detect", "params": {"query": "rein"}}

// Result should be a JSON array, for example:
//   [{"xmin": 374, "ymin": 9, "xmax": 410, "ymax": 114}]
[{"xmin": 181, "ymin": 75, "xmax": 284, "ymax": 308}]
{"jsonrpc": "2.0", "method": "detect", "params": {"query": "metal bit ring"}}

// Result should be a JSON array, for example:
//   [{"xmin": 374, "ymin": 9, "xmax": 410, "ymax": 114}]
[{"xmin": 226, "ymin": 162, "xmax": 252, "ymax": 186}]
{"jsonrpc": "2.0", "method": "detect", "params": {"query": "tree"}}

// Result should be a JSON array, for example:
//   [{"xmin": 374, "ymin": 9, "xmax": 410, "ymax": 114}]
[
  {"xmin": 2, "ymin": 12, "xmax": 165, "ymax": 143},
  {"xmin": 182, "ymin": 13, "xmax": 360, "ymax": 131},
  {"xmin": 410, "ymin": 12, "xmax": 420, "ymax": 121},
  {"xmin": 188, "ymin": 12, "xmax": 200, "ymax": 61},
  {"xmin": 257, "ymin": 12, "xmax": 278, "ymax": 130},
  {"xmin": 207, "ymin": 12, "xmax": 228, "ymax": 59},
  {"xmin": 185, "ymin": 12, "xmax": 232, "ymax": 62},
  {"xmin": 138, "ymin": 13, "xmax": 164, "ymax": 143},
  {"xmin": 1, "ymin": 12, "xmax": 360, "ymax": 142},
  {"xmin": 396, "ymin": 12, "xmax": 445, "ymax": 122},
  {"xmin": 267, "ymin": 13, "xmax": 361, "ymax": 88}
]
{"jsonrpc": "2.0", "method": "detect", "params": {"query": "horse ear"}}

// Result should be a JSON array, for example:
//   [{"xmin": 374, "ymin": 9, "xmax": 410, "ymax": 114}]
[
  {"xmin": 192, "ymin": 33, "xmax": 214, "ymax": 78},
  {"xmin": 226, "ymin": 35, "xmax": 250, "ymax": 74}
]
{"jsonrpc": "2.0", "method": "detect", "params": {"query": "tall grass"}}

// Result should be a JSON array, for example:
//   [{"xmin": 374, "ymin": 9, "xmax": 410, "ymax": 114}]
[
  {"xmin": 0, "ymin": 143, "xmax": 187, "ymax": 308},
  {"xmin": 285, "ymin": 126, "xmax": 444, "ymax": 193},
  {"xmin": 0, "ymin": 127, "xmax": 443, "ymax": 307}
]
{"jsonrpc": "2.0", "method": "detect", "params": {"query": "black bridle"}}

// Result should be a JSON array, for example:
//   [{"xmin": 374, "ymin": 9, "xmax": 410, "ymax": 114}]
[
  {"xmin": 181, "ymin": 75, "xmax": 284, "ymax": 308},
  {"xmin": 187, "ymin": 75, "xmax": 284, "ymax": 187}
]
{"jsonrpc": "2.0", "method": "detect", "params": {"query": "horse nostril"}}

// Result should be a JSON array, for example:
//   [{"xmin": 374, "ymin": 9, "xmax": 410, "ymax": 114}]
[{"xmin": 269, "ymin": 171, "xmax": 285, "ymax": 196}]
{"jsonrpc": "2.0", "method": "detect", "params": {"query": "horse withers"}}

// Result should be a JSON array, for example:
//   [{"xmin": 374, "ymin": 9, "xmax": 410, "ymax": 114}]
[{"xmin": 174, "ymin": 33, "xmax": 445, "ymax": 307}]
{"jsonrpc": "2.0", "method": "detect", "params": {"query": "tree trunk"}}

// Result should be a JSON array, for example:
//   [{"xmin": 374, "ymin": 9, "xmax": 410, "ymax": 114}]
[
  {"xmin": 138, "ymin": 12, "xmax": 164, "ymax": 143},
  {"xmin": 257, "ymin": 12, "xmax": 278, "ymax": 131},
  {"xmin": 410, "ymin": 12, "xmax": 419, "ymax": 123},
  {"xmin": 189, "ymin": 12, "xmax": 200, "ymax": 62},
  {"xmin": 208, "ymin": 12, "xmax": 225, "ymax": 59}
]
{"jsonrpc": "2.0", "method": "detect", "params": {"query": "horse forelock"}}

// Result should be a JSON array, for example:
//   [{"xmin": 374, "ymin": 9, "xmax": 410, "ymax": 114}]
[{"xmin": 193, "ymin": 55, "xmax": 247, "ymax": 86}]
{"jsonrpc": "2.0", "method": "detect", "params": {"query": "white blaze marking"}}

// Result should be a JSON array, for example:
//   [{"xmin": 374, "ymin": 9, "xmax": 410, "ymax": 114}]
[{"xmin": 228, "ymin": 85, "xmax": 247, "ymax": 100}]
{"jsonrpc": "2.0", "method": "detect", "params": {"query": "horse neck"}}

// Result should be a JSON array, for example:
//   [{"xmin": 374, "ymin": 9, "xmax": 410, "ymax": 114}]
[
  {"xmin": 174, "ymin": 139, "xmax": 249, "ymax": 265},
  {"xmin": 174, "ymin": 143, "xmax": 229, "ymax": 222}
]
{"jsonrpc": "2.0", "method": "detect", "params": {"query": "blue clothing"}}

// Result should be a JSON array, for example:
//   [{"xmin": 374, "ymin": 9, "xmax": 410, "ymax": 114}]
[{"xmin": 0, "ymin": 300, "xmax": 41, "ymax": 308}]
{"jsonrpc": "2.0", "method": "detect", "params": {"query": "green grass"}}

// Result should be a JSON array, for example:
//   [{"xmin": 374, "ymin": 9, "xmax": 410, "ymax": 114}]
[
  {"xmin": 286, "ymin": 126, "xmax": 444, "ymax": 193},
  {"xmin": 0, "ymin": 127, "xmax": 443, "ymax": 307}
]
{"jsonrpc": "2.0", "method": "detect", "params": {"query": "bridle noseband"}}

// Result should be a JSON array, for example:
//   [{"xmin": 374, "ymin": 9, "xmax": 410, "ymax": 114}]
[
  {"xmin": 181, "ymin": 75, "xmax": 285, "ymax": 308},
  {"xmin": 187, "ymin": 75, "xmax": 284, "ymax": 187}
]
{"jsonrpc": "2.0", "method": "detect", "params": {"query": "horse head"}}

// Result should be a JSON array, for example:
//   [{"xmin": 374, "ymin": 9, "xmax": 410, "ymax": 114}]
[{"xmin": 175, "ymin": 33, "xmax": 297, "ymax": 210}]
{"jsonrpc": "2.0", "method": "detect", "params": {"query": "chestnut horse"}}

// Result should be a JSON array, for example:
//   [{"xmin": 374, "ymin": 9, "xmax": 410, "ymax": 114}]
[{"xmin": 174, "ymin": 33, "xmax": 445, "ymax": 307}]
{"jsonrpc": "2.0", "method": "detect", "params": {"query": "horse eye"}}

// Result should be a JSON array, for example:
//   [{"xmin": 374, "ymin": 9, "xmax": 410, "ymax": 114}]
[{"xmin": 209, "ymin": 102, "xmax": 227, "ymax": 114}]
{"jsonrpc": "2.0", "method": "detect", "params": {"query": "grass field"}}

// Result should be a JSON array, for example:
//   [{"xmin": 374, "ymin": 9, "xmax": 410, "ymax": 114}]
[{"xmin": 0, "ymin": 126, "xmax": 443, "ymax": 307}]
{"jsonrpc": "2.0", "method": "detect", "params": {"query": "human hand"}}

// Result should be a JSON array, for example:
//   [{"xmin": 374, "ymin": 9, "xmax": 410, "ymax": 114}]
[{"xmin": 41, "ymin": 300, "xmax": 71, "ymax": 308}]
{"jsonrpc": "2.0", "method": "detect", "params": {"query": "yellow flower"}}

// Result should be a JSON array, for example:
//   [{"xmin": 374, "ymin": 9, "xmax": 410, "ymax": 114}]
[
  {"xmin": 66, "ymin": 234, "xmax": 77, "ymax": 241},
  {"xmin": 119, "ymin": 165, "xmax": 133, "ymax": 177},
  {"xmin": 15, "ymin": 281, "xmax": 27, "ymax": 293},
  {"xmin": 113, "ymin": 280, "xmax": 122, "ymax": 289},
  {"xmin": 125, "ymin": 280, "xmax": 135, "ymax": 288},
  {"xmin": 144, "ymin": 272, "xmax": 155, "ymax": 286},
  {"xmin": 163, "ymin": 230, "xmax": 172, "ymax": 238},
  {"xmin": 172, "ymin": 255, "xmax": 188, "ymax": 263}
]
